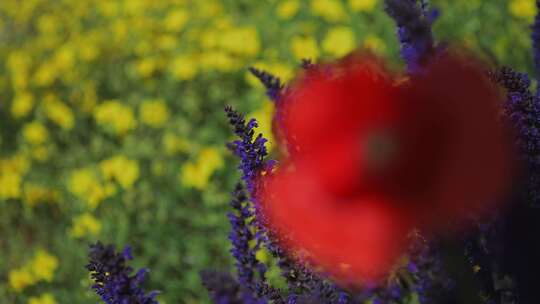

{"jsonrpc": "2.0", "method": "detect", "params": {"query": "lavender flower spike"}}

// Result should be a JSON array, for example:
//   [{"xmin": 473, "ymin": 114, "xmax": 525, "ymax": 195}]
[
  {"xmin": 228, "ymin": 183, "xmax": 267, "ymax": 290},
  {"xmin": 248, "ymin": 67, "xmax": 284, "ymax": 101},
  {"xmin": 86, "ymin": 242, "xmax": 159, "ymax": 304},
  {"xmin": 384, "ymin": 0, "xmax": 438, "ymax": 73},
  {"xmin": 225, "ymin": 105, "xmax": 271, "ymax": 195}
]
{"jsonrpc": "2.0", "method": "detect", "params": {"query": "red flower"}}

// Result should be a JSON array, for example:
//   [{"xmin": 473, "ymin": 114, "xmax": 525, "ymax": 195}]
[{"xmin": 260, "ymin": 51, "xmax": 515, "ymax": 284}]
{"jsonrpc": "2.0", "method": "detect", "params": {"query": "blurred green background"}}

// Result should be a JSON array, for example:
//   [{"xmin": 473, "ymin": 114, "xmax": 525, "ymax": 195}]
[{"xmin": 0, "ymin": 0, "xmax": 536, "ymax": 303}]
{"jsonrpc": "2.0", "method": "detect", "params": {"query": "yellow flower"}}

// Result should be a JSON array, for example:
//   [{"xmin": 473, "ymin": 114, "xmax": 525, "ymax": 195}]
[
  {"xmin": 7, "ymin": 51, "xmax": 31, "ymax": 90},
  {"xmin": 170, "ymin": 55, "xmax": 198, "ymax": 81},
  {"xmin": 8, "ymin": 268, "xmax": 35, "ymax": 292},
  {"xmin": 0, "ymin": 154, "xmax": 30, "ymax": 174},
  {"xmin": 23, "ymin": 121, "xmax": 48, "ymax": 145},
  {"xmin": 100, "ymin": 155, "xmax": 140, "ymax": 189},
  {"xmin": 94, "ymin": 100, "xmax": 137, "ymax": 136},
  {"xmin": 349, "ymin": 0, "xmax": 377, "ymax": 12},
  {"xmin": 163, "ymin": 133, "xmax": 190, "ymax": 155},
  {"xmin": 156, "ymin": 34, "xmax": 178, "ymax": 51},
  {"xmin": 28, "ymin": 293, "xmax": 57, "ymax": 304},
  {"xmin": 33, "ymin": 62, "xmax": 58, "ymax": 87},
  {"xmin": 363, "ymin": 34, "xmax": 386, "ymax": 54},
  {"xmin": 200, "ymin": 51, "xmax": 238, "ymax": 72},
  {"xmin": 276, "ymin": 0, "xmax": 301, "ymax": 20},
  {"xmin": 43, "ymin": 94, "xmax": 75, "ymax": 130},
  {"xmin": 249, "ymin": 103, "xmax": 275, "ymax": 151},
  {"xmin": 70, "ymin": 213, "xmax": 102, "ymax": 238},
  {"xmin": 180, "ymin": 147, "xmax": 224, "ymax": 190},
  {"xmin": 291, "ymin": 36, "xmax": 319, "ymax": 60},
  {"xmin": 322, "ymin": 26, "xmax": 357, "ymax": 57},
  {"xmin": 219, "ymin": 27, "xmax": 260, "ymax": 57},
  {"xmin": 509, "ymin": 0, "xmax": 536, "ymax": 20},
  {"xmin": 53, "ymin": 46, "xmax": 75, "ymax": 71},
  {"xmin": 140, "ymin": 99, "xmax": 170, "ymax": 128},
  {"xmin": 164, "ymin": 8, "xmax": 189, "ymax": 32},
  {"xmin": 11, "ymin": 92, "xmax": 34, "ymax": 118},
  {"xmin": 0, "ymin": 171, "xmax": 22, "ymax": 199},
  {"xmin": 37, "ymin": 14, "xmax": 59, "ymax": 34},
  {"xmin": 68, "ymin": 168, "xmax": 114, "ymax": 209},
  {"xmin": 197, "ymin": 0, "xmax": 223, "ymax": 18},
  {"xmin": 23, "ymin": 183, "xmax": 58, "ymax": 207},
  {"xmin": 310, "ymin": 0, "xmax": 346, "ymax": 22},
  {"xmin": 135, "ymin": 57, "xmax": 158, "ymax": 78},
  {"xmin": 30, "ymin": 250, "xmax": 58, "ymax": 282}
]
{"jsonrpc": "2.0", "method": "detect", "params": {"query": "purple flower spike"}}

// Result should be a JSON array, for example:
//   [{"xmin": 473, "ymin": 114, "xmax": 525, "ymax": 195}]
[
  {"xmin": 86, "ymin": 242, "xmax": 159, "ymax": 304},
  {"xmin": 248, "ymin": 67, "xmax": 284, "ymax": 101},
  {"xmin": 384, "ymin": 0, "xmax": 437, "ymax": 73}
]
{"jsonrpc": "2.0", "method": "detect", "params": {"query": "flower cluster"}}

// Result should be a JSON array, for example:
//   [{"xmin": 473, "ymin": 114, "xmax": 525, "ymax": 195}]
[
  {"xmin": 8, "ymin": 250, "xmax": 59, "ymax": 293},
  {"xmin": 86, "ymin": 242, "xmax": 158, "ymax": 304}
]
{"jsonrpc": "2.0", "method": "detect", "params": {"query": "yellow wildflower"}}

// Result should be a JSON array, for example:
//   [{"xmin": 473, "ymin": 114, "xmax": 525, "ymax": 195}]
[
  {"xmin": 276, "ymin": 0, "xmax": 301, "ymax": 20},
  {"xmin": 164, "ymin": 8, "xmax": 189, "ymax": 32},
  {"xmin": 11, "ymin": 92, "xmax": 34, "ymax": 118},
  {"xmin": 30, "ymin": 250, "xmax": 58, "ymax": 282},
  {"xmin": 509, "ymin": 0, "xmax": 536, "ymax": 20},
  {"xmin": 157, "ymin": 34, "xmax": 178, "ymax": 51},
  {"xmin": 291, "ymin": 36, "xmax": 319, "ymax": 60},
  {"xmin": 322, "ymin": 26, "xmax": 357, "ymax": 57},
  {"xmin": 199, "ymin": 29, "xmax": 220, "ymax": 49},
  {"xmin": 37, "ymin": 14, "xmax": 59, "ymax": 34},
  {"xmin": 70, "ymin": 213, "xmax": 102, "ymax": 238},
  {"xmin": 23, "ymin": 183, "xmax": 58, "ymax": 207},
  {"xmin": 249, "ymin": 103, "xmax": 275, "ymax": 151},
  {"xmin": 140, "ymin": 99, "xmax": 170, "ymax": 128},
  {"xmin": 8, "ymin": 268, "xmax": 35, "ymax": 292},
  {"xmin": 310, "ymin": 0, "xmax": 346, "ymax": 22},
  {"xmin": 0, "ymin": 171, "xmax": 22, "ymax": 199},
  {"xmin": 23, "ymin": 121, "xmax": 48, "ymax": 145},
  {"xmin": 170, "ymin": 54, "xmax": 198, "ymax": 81},
  {"xmin": 7, "ymin": 51, "xmax": 31, "ymax": 90},
  {"xmin": 0, "ymin": 154, "xmax": 30, "ymax": 174},
  {"xmin": 219, "ymin": 27, "xmax": 260, "ymax": 57},
  {"xmin": 349, "ymin": 0, "xmax": 377, "ymax": 12},
  {"xmin": 135, "ymin": 57, "xmax": 158, "ymax": 78},
  {"xmin": 200, "ymin": 51, "xmax": 238, "ymax": 72},
  {"xmin": 163, "ymin": 133, "xmax": 190, "ymax": 155},
  {"xmin": 94, "ymin": 100, "xmax": 137, "ymax": 136},
  {"xmin": 180, "ymin": 147, "xmax": 224, "ymax": 190},
  {"xmin": 363, "ymin": 34, "xmax": 386, "ymax": 54},
  {"xmin": 100, "ymin": 155, "xmax": 140, "ymax": 189},
  {"xmin": 68, "ymin": 168, "xmax": 114, "ymax": 209},
  {"xmin": 28, "ymin": 293, "xmax": 57, "ymax": 304},
  {"xmin": 33, "ymin": 62, "xmax": 58, "ymax": 87},
  {"xmin": 43, "ymin": 94, "xmax": 75, "ymax": 130},
  {"xmin": 53, "ymin": 46, "xmax": 75, "ymax": 71},
  {"xmin": 78, "ymin": 42, "xmax": 99, "ymax": 62}
]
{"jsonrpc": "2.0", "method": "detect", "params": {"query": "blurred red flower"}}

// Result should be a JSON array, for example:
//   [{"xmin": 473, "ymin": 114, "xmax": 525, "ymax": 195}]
[{"xmin": 260, "ymin": 51, "xmax": 515, "ymax": 284}]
